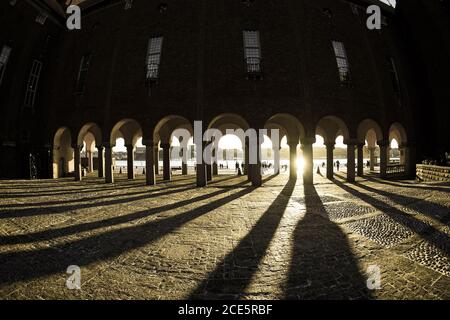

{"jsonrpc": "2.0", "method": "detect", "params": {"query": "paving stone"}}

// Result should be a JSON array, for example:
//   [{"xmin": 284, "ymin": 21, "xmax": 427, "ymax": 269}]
[{"xmin": 0, "ymin": 174, "xmax": 449, "ymax": 299}]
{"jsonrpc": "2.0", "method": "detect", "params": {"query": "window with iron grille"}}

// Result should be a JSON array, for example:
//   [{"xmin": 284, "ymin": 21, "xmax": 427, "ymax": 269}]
[
  {"xmin": 146, "ymin": 36, "xmax": 163, "ymax": 80},
  {"xmin": 332, "ymin": 41, "xmax": 351, "ymax": 82},
  {"xmin": 76, "ymin": 53, "xmax": 91, "ymax": 94},
  {"xmin": 243, "ymin": 30, "xmax": 262, "ymax": 76},
  {"xmin": 24, "ymin": 60, "xmax": 42, "ymax": 108},
  {"xmin": 0, "ymin": 45, "xmax": 12, "ymax": 86},
  {"xmin": 388, "ymin": 57, "xmax": 400, "ymax": 95}
]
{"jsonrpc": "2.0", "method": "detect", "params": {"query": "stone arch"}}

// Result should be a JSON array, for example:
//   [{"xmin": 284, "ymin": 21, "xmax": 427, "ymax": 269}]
[
  {"xmin": 208, "ymin": 113, "xmax": 250, "ymax": 134},
  {"xmin": 357, "ymin": 119, "xmax": 383, "ymax": 147},
  {"xmin": 264, "ymin": 113, "xmax": 306, "ymax": 178},
  {"xmin": 264, "ymin": 113, "xmax": 306, "ymax": 144},
  {"xmin": 316, "ymin": 115, "xmax": 350, "ymax": 143},
  {"xmin": 389, "ymin": 122, "xmax": 408, "ymax": 146},
  {"xmin": 77, "ymin": 122, "xmax": 102, "ymax": 147},
  {"xmin": 110, "ymin": 118, "xmax": 143, "ymax": 147},
  {"xmin": 77, "ymin": 123, "xmax": 103, "ymax": 175},
  {"xmin": 153, "ymin": 115, "xmax": 193, "ymax": 145},
  {"xmin": 53, "ymin": 127, "xmax": 73, "ymax": 178},
  {"xmin": 152, "ymin": 116, "xmax": 193, "ymax": 181}
]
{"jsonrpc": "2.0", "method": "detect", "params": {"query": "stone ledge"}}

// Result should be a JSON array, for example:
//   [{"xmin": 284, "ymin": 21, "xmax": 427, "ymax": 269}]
[{"xmin": 416, "ymin": 164, "xmax": 450, "ymax": 182}]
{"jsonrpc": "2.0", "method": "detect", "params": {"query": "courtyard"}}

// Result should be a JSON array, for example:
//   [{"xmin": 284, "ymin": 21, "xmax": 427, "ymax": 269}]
[{"xmin": 0, "ymin": 173, "xmax": 448, "ymax": 300}]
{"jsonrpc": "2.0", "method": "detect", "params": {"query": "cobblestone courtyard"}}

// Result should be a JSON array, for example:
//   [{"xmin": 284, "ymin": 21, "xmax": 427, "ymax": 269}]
[{"xmin": 0, "ymin": 173, "xmax": 449, "ymax": 300}]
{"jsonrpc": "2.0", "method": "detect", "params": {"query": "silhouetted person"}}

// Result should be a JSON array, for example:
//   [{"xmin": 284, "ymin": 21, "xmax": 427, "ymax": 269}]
[{"xmin": 336, "ymin": 160, "xmax": 340, "ymax": 172}]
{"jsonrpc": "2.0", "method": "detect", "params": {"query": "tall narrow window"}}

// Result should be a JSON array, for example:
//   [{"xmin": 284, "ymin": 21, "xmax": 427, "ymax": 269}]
[
  {"xmin": 388, "ymin": 57, "xmax": 400, "ymax": 95},
  {"xmin": 332, "ymin": 41, "xmax": 351, "ymax": 82},
  {"xmin": 0, "ymin": 45, "xmax": 12, "ymax": 86},
  {"xmin": 76, "ymin": 53, "xmax": 91, "ymax": 94},
  {"xmin": 24, "ymin": 60, "xmax": 42, "ymax": 108},
  {"xmin": 243, "ymin": 30, "xmax": 262, "ymax": 77},
  {"xmin": 146, "ymin": 36, "xmax": 163, "ymax": 81}
]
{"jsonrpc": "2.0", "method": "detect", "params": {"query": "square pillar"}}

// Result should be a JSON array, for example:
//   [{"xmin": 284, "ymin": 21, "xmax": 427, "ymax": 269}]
[
  {"xmin": 288, "ymin": 141, "xmax": 298, "ymax": 179},
  {"xmin": 325, "ymin": 142, "xmax": 335, "ymax": 179},
  {"xmin": 181, "ymin": 147, "xmax": 188, "ymax": 175},
  {"xmin": 369, "ymin": 147, "xmax": 376, "ymax": 171},
  {"xmin": 378, "ymin": 140, "xmax": 388, "ymax": 179},
  {"xmin": 302, "ymin": 140, "xmax": 314, "ymax": 185},
  {"xmin": 357, "ymin": 143, "xmax": 364, "ymax": 177},
  {"xmin": 245, "ymin": 140, "xmax": 251, "ymax": 181},
  {"xmin": 251, "ymin": 134, "xmax": 262, "ymax": 187},
  {"xmin": 161, "ymin": 143, "xmax": 171, "ymax": 181},
  {"xmin": 196, "ymin": 141, "xmax": 207, "ymax": 187},
  {"xmin": 273, "ymin": 145, "xmax": 280, "ymax": 175},
  {"xmin": 126, "ymin": 144, "xmax": 135, "ymax": 180},
  {"xmin": 87, "ymin": 150, "xmax": 93, "ymax": 173},
  {"xmin": 143, "ymin": 140, "xmax": 156, "ymax": 186},
  {"xmin": 73, "ymin": 144, "xmax": 82, "ymax": 181},
  {"xmin": 346, "ymin": 143, "xmax": 356, "ymax": 183},
  {"xmin": 97, "ymin": 146, "xmax": 104, "ymax": 178},
  {"xmin": 104, "ymin": 144, "xmax": 114, "ymax": 183},
  {"xmin": 154, "ymin": 146, "xmax": 160, "ymax": 175}
]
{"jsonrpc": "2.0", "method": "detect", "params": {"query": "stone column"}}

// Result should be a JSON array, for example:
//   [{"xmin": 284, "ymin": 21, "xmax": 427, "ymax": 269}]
[
  {"xmin": 104, "ymin": 143, "xmax": 114, "ymax": 183},
  {"xmin": 368, "ymin": 147, "xmax": 376, "ymax": 171},
  {"xmin": 154, "ymin": 146, "xmax": 160, "ymax": 175},
  {"xmin": 245, "ymin": 140, "xmax": 251, "ymax": 180},
  {"xmin": 212, "ymin": 148, "xmax": 218, "ymax": 176},
  {"xmin": 346, "ymin": 142, "xmax": 356, "ymax": 183},
  {"xmin": 400, "ymin": 143, "xmax": 411, "ymax": 173},
  {"xmin": 126, "ymin": 144, "xmax": 135, "ymax": 180},
  {"xmin": 73, "ymin": 144, "xmax": 82, "ymax": 181},
  {"xmin": 205, "ymin": 142, "xmax": 212, "ymax": 181},
  {"xmin": 288, "ymin": 141, "xmax": 298, "ymax": 179},
  {"xmin": 325, "ymin": 142, "xmax": 335, "ymax": 180},
  {"xmin": 273, "ymin": 144, "xmax": 280, "ymax": 175},
  {"xmin": 302, "ymin": 139, "xmax": 314, "ymax": 185},
  {"xmin": 251, "ymin": 134, "xmax": 262, "ymax": 187},
  {"xmin": 378, "ymin": 140, "xmax": 388, "ymax": 179},
  {"xmin": 143, "ymin": 140, "xmax": 156, "ymax": 186},
  {"xmin": 161, "ymin": 143, "xmax": 171, "ymax": 181},
  {"xmin": 196, "ymin": 141, "xmax": 207, "ymax": 187},
  {"xmin": 97, "ymin": 146, "xmax": 104, "ymax": 178},
  {"xmin": 357, "ymin": 143, "xmax": 364, "ymax": 177},
  {"xmin": 87, "ymin": 150, "xmax": 93, "ymax": 173},
  {"xmin": 181, "ymin": 147, "xmax": 188, "ymax": 175}
]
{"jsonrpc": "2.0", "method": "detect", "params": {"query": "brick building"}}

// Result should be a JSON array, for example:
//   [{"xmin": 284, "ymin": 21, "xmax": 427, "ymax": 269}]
[{"xmin": 0, "ymin": 0, "xmax": 448, "ymax": 185}]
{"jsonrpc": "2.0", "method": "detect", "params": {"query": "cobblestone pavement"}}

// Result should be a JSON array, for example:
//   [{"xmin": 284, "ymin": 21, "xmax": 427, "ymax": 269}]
[{"xmin": 0, "ymin": 172, "xmax": 449, "ymax": 300}]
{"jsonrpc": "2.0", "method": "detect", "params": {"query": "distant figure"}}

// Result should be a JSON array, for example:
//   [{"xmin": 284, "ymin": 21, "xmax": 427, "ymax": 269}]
[
  {"xmin": 366, "ymin": 160, "xmax": 370, "ymax": 168},
  {"xmin": 237, "ymin": 167, "xmax": 242, "ymax": 176},
  {"xmin": 322, "ymin": 162, "xmax": 325, "ymax": 168},
  {"xmin": 336, "ymin": 160, "xmax": 340, "ymax": 172},
  {"xmin": 235, "ymin": 161, "xmax": 239, "ymax": 173}
]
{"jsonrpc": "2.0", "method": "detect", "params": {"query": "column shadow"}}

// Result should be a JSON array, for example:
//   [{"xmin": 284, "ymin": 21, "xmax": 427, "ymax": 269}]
[
  {"xmin": 189, "ymin": 178, "xmax": 296, "ymax": 299},
  {"xmin": 332, "ymin": 178, "xmax": 450, "ymax": 259},
  {"xmin": 0, "ymin": 180, "xmax": 257, "ymax": 285},
  {"xmin": 284, "ymin": 184, "xmax": 372, "ymax": 299}
]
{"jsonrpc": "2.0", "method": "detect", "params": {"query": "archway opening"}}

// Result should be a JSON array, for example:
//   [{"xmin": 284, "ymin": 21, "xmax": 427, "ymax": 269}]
[
  {"xmin": 216, "ymin": 134, "xmax": 244, "ymax": 175},
  {"xmin": 53, "ymin": 127, "xmax": 73, "ymax": 178}
]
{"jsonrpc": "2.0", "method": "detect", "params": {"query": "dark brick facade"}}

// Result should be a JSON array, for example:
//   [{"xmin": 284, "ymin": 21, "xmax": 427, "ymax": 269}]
[{"xmin": 0, "ymin": 0, "xmax": 448, "ymax": 178}]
